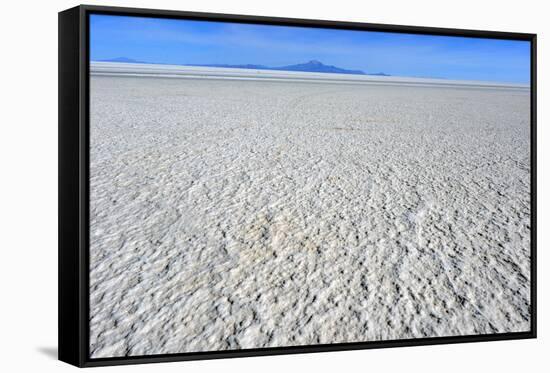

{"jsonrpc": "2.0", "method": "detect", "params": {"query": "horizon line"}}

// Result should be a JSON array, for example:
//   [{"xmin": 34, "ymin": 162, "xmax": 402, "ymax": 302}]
[
  {"xmin": 89, "ymin": 60, "xmax": 530, "ymax": 88},
  {"xmin": 89, "ymin": 56, "xmax": 531, "ymax": 87}
]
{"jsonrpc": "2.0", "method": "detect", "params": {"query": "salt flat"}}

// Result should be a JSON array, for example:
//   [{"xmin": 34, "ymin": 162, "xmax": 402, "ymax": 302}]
[{"xmin": 89, "ymin": 70, "xmax": 531, "ymax": 358}]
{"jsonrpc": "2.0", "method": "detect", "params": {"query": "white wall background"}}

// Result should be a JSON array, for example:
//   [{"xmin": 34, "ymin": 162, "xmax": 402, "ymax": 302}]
[{"xmin": 0, "ymin": 0, "xmax": 546, "ymax": 370}]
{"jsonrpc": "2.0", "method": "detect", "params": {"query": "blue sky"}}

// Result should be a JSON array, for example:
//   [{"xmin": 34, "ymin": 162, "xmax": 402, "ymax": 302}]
[{"xmin": 90, "ymin": 14, "xmax": 531, "ymax": 83}]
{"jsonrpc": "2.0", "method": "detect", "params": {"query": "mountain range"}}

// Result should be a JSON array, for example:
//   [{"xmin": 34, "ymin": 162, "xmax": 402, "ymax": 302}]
[
  {"xmin": 202, "ymin": 60, "xmax": 366, "ymax": 75},
  {"xmin": 99, "ymin": 58, "xmax": 390, "ymax": 76}
]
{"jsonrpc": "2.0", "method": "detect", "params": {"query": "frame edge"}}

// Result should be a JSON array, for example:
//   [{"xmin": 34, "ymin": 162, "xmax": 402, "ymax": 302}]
[
  {"xmin": 59, "ymin": 5, "xmax": 86, "ymax": 368},
  {"xmin": 78, "ymin": 3, "xmax": 536, "ymax": 40},
  {"xmin": 530, "ymin": 33, "xmax": 537, "ymax": 338}
]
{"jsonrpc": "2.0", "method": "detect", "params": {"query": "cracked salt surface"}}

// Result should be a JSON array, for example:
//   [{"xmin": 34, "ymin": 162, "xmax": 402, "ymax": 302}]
[{"xmin": 89, "ymin": 76, "xmax": 531, "ymax": 358}]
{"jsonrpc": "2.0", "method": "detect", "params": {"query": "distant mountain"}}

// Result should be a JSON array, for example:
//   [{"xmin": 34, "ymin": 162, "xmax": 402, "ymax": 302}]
[
  {"xmin": 197, "ymin": 60, "xmax": 370, "ymax": 76},
  {"xmin": 100, "ymin": 57, "xmax": 147, "ymax": 63},
  {"xmin": 96, "ymin": 58, "xmax": 390, "ymax": 76},
  {"xmin": 277, "ymin": 60, "xmax": 366, "ymax": 75},
  {"xmin": 203, "ymin": 60, "xmax": 390, "ymax": 76}
]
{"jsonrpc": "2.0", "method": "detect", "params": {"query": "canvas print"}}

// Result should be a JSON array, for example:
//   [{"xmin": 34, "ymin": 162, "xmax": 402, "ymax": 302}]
[{"xmin": 88, "ymin": 14, "xmax": 531, "ymax": 358}]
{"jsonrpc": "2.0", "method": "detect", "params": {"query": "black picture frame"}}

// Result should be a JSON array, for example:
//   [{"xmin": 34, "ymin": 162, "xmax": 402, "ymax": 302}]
[{"xmin": 59, "ymin": 4, "xmax": 537, "ymax": 368}]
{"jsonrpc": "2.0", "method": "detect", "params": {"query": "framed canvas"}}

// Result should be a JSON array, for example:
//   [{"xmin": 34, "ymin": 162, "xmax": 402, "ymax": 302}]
[{"xmin": 58, "ymin": 4, "xmax": 537, "ymax": 367}]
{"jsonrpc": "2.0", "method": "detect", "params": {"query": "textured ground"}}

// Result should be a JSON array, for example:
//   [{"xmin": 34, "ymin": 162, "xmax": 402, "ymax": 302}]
[{"xmin": 89, "ymin": 76, "xmax": 531, "ymax": 358}]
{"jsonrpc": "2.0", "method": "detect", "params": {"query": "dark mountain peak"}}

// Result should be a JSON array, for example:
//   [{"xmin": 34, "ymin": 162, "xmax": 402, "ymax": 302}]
[
  {"xmin": 307, "ymin": 60, "xmax": 323, "ymax": 65},
  {"xmin": 278, "ymin": 60, "xmax": 365, "ymax": 75}
]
